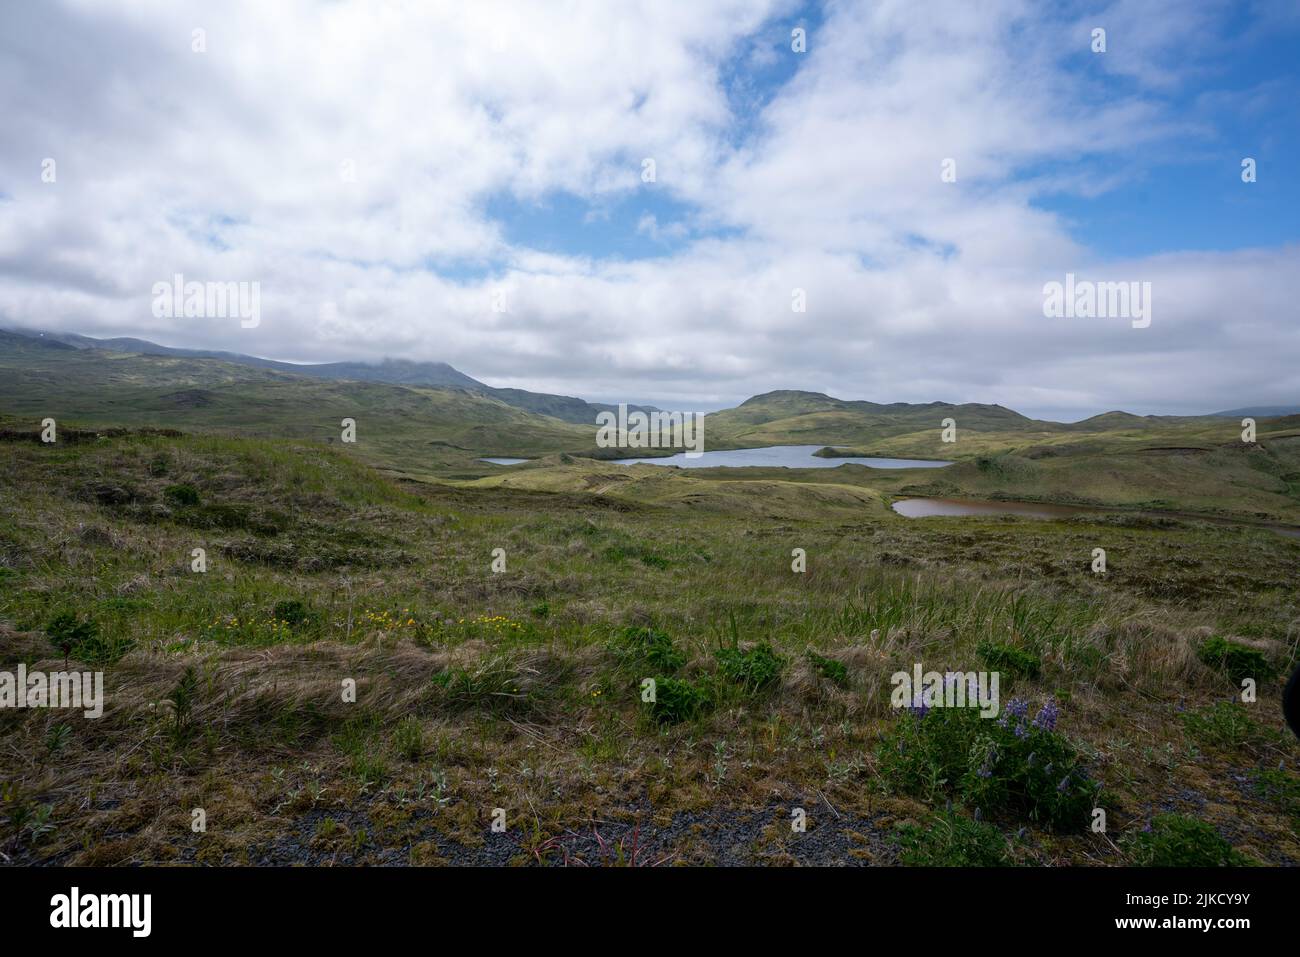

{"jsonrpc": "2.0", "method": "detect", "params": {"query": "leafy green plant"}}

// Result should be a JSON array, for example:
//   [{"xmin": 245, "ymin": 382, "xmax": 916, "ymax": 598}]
[
  {"xmin": 895, "ymin": 807, "xmax": 1011, "ymax": 866},
  {"xmin": 806, "ymin": 649, "xmax": 848, "ymax": 686},
  {"xmin": 45, "ymin": 723, "xmax": 72, "ymax": 755},
  {"xmin": 1197, "ymin": 635, "xmax": 1275, "ymax": 683},
  {"xmin": 646, "ymin": 676, "xmax": 709, "ymax": 725},
  {"xmin": 977, "ymin": 640, "xmax": 1041, "ymax": 679},
  {"xmin": 618, "ymin": 626, "xmax": 685, "ymax": 672},
  {"xmin": 5, "ymin": 800, "xmax": 55, "ymax": 848},
  {"xmin": 45, "ymin": 609, "xmax": 133, "ymax": 665},
  {"xmin": 1122, "ymin": 814, "xmax": 1251, "ymax": 866},
  {"xmin": 877, "ymin": 698, "xmax": 1098, "ymax": 829},
  {"xmin": 163, "ymin": 483, "xmax": 201, "ymax": 507},
  {"xmin": 45, "ymin": 610, "xmax": 96, "ymax": 666},
  {"xmin": 714, "ymin": 642, "xmax": 784, "ymax": 693},
  {"xmin": 272, "ymin": 598, "xmax": 315, "ymax": 629},
  {"xmin": 166, "ymin": 666, "xmax": 199, "ymax": 742}
]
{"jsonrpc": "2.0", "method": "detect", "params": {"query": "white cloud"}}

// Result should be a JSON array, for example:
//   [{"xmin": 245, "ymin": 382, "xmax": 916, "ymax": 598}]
[{"xmin": 0, "ymin": 0, "xmax": 1294, "ymax": 418}]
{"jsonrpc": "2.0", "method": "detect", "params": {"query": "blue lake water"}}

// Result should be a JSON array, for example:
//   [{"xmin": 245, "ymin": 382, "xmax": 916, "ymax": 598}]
[
  {"xmin": 610, "ymin": 445, "xmax": 952, "ymax": 469},
  {"xmin": 480, "ymin": 457, "xmax": 531, "ymax": 465}
]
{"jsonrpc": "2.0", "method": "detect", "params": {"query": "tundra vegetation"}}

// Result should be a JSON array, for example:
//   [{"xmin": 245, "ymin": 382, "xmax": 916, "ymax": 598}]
[{"xmin": 0, "ymin": 338, "xmax": 1297, "ymax": 865}]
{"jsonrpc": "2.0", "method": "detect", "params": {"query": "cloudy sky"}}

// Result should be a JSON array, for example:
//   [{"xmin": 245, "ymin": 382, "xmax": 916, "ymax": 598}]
[{"xmin": 1, "ymin": 0, "xmax": 1298, "ymax": 419}]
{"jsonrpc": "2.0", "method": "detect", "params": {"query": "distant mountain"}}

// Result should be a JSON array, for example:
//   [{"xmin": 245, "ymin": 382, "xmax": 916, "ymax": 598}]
[
  {"xmin": 1064, "ymin": 411, "xmax": 1157, "ymax": 430},
  {"xmin": 728, "ymin": 389, "xmax": 1036, "ymax": 425},
  {"xmin": 2, "ymin": 328, "xmax": 655, "ymax": 425},
  {"xmin": 704, "ymin": 389, "xmax": 1046, "ymax": 448},
  {"xmin": 0, "ymin": 327, "xmax": 594, "ymax": 467},
  {"xmin": 1212, "ymin": 405, "xmax": 1300, "ymax": 418}
]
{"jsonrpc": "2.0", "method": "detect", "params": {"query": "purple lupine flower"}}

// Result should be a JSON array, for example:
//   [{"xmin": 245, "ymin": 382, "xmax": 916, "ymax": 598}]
[
  {"xmin": 1057, "ymin": 774, "xmax": 1071, "ymax": 793},
  {"xmin": 998, "ymin": 698, "xmax": 1028, "ymax": 728},
  {"xmin": 907, "ymin": 691, "xmax": 930, "ymax": 719},
  {"xmin": 1033, "ymin": 699, "xmax": 1060, "ymax": 732}
]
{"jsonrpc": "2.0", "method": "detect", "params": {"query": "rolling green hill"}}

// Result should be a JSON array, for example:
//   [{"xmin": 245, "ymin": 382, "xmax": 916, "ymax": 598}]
[
  {"xmin": 0, "ymin": 330, "xmax": 593, "ymax": 476},
  {"xmin": 4, "ymin": 329, "xmax": 1299, "ymax": 522},
  {"xmin": 3, "ymin": 327, "xmax": 657, "ymax": 426},
  {"xmin": 699, "ymin": 389, "xmax": 1055, "ymax": 452}
]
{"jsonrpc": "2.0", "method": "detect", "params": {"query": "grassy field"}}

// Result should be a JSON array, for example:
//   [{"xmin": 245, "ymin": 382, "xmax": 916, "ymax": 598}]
[
  {"xmin": 2, "ymin": 337, "xmax": 1299, "ymax": 865},
  {"xmin": 1, "ymin": 421, "xmax": 1298, "ymax": 865}
]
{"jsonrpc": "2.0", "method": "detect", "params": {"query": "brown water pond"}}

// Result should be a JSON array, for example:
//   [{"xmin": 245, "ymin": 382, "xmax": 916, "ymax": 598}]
[{"xmin": 891, "ymin": 497, "xmax": 1300, "ymax": 539}]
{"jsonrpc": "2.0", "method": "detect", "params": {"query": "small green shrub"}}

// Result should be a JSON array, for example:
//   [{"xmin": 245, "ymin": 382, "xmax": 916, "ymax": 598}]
[
  {"xmin": 714, "ymin": 642, "xmax": 784, "ymax": 692},
  {"xmin": 166, "ymin": 666, "xmax": 200, "ymax": 742},
  {"xmin": 163, "ymin": 483, "xmax": 200, "ymax": 507},
  {"xmin": 895, "ymin": 808, "xmax": 1011, "ymax": 866},
  {"xmin": 647, "ymin": 676, "xmax": 709, "ymax": 725},
  {"xmin": 272, "ymin": 598, "xmax": 315, "ymax": 629},
  {"xmin": 45, "ymin": 610, "xmax": 94, "ymax": 664},
  {"xmin": 877, "ymin": 697, "xmax": 1098, "ymax": 829},
  {"xmin": 75, "ymin": 630, "xmax": 135, "ymax": 665},
  {"xmin": 806, "ymin": 649, "xmax": 849, "ymax": 686},
  {"xmin": 619, "ymin": 627, "xmax": 685, "ymax": 672},
  {"xmin": 1197, "ymin": 636, "xmax": 1276, "ymax": 683},
  {"xmin": 45, "ymin": 611, "xmax": 132, "ymax": 665},
  {"xmin": 1122, "ymin": 814, "xmax": 1251, "ymax": 866},
  {"xmin": 977, "ymin": 640, "xmax": 1041, "ymax": 679},
  {"xmin": 5, "ymin": 798, "xmax": 55, "ymax": 847}
]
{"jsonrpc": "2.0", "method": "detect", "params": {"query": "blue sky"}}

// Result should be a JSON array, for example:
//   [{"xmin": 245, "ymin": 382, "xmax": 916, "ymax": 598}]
[
  {"xmin": 473, "ymin": 1, "xmax": 1300, "ymax": 268},
  {"xmin": 1034, "ymin": 9, "xmax": 1300, "ymax": 258}
]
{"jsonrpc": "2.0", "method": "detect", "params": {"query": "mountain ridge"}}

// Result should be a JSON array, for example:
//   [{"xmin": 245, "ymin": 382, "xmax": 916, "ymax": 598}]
[{"xmin": 1, "ymin": 327, "xmax": 655, "ymax": 426}]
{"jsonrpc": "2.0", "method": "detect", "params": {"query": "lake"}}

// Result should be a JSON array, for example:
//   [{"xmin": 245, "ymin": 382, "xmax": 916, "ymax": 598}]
[
  {"xmin": 480, "ymin": 457, "xmax": 530, "ymax": 465},
  {"xmin": 892, "ymin": 497, "xmax": 1300, "ymax": 539},
  {"xmin": 610, "ymin": 444, "xmax": 953, "ymax": 469}
]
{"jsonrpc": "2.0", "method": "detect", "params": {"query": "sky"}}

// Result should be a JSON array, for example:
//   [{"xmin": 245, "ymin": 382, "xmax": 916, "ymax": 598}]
[{"xmin": 1, "ymin": 0, "xmax": 1298, "ymax": 420}]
